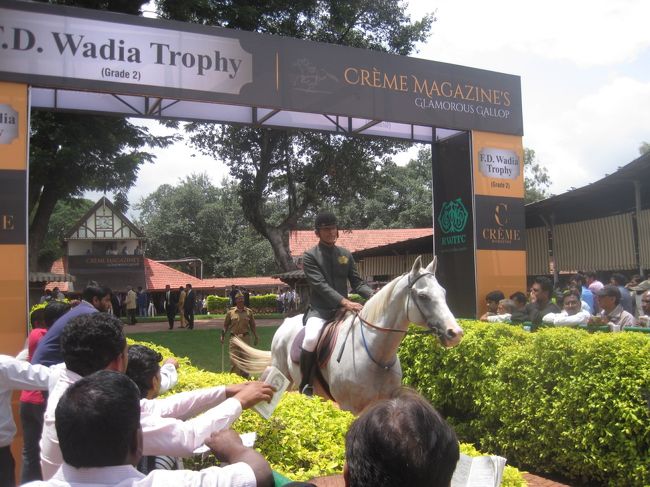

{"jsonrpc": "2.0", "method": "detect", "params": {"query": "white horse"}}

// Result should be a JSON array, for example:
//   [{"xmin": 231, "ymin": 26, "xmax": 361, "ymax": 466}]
[{"xmin": 230, "ymin": 256, "xmax": 463, "ymax": 414}]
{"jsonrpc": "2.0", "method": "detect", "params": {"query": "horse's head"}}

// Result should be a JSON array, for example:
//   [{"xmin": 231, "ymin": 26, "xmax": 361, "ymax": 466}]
[{"xmin": 407, "ymin": 256, "xmax": 463, "ymax": 348}]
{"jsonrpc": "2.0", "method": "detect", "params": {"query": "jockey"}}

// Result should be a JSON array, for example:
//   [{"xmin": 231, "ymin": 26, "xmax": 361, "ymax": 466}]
[{"xmin": 299, "ymin": 211, "xmax": 373, "ymax": 395}]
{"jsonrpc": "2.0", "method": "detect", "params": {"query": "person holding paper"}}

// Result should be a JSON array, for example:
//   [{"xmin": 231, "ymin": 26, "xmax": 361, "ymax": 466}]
[{"xmin": 25, "ymin": 370, "xmax": 274, "ymax": 487}]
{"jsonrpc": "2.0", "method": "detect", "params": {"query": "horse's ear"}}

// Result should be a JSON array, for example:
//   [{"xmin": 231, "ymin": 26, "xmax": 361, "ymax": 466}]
[
  {"xmin": 410, "ymin": 255, "xmax": 423, "ymax": 278},
  {"xmin": 425, "ymin": 256, "xmax": 438, "ymax": 274}
]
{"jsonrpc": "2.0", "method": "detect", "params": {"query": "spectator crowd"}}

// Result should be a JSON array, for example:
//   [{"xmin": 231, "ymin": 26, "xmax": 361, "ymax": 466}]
[{"xmin": 480, "ymin": 272, "xmax": 650, "ymax": 330}]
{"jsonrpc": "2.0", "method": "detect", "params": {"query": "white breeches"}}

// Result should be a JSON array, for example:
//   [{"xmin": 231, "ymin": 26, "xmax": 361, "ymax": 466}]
[{"xmin": 302, "ymin": 316, "xmax": 327, "ymax": 352}]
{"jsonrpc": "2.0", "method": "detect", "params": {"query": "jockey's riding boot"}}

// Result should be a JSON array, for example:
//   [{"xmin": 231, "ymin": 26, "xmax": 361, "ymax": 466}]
[{"xmin": 299, "ymin": 350, "xmax": 316, "ymax": 396}]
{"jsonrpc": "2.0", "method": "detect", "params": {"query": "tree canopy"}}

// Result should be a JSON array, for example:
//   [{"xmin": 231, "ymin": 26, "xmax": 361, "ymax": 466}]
[
  {"xmin": 28, "ymin": 112, "xmax": 176, "ymax": 270},
  {"xmin": 156, "ymin": 0, "xmax": 435, "ymax": 271},
  {"xmin": 523, "ymin": 148, "xmax": 552, "ymax": 204},
  {"xmin": 136, "ymin": 173, "xmax": 276, "ymax": 277}
]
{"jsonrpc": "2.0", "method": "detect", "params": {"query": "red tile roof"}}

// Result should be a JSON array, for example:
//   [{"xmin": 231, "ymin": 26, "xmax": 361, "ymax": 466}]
[
  {"xmin": 201, "ymin": 276, "xmax": 279, "ymax": 290},
  {"xmin": 45, "ymin": 258, "xmax": 71, "ymax": 292},
  {"xmin": 47, "ymin": 258, "xmax": 279, "ymax": 292},
  {"xmin": 289, "ymin": 228, "xmax": 433, "ymax": 256},
  {"xmin": 144, "ymin": 258, "xmax": 204, "ymax": 291}
]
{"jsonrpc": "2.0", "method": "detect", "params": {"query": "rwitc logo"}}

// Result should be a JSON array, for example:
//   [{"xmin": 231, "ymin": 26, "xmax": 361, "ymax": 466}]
[
  {"xmin": 0, "ymin": 104, "xmax": 19, "ymax": 144},
  {"xmin": 438, "ymin": 198, "xmax": 469, "ymax": 248}
]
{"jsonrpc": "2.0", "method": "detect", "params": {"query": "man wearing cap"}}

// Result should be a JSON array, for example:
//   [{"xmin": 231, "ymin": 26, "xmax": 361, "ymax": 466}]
[
  {"xmin": 299, "ymin": 212, "xmax": 373, "ymax": 395},
  {"xmin": 222, "ymin": 293, "xmax": 258, "ymax": 376},
  {"xmin": 590, "ymin": 284, "xmax": 636, "ymax": 330}
]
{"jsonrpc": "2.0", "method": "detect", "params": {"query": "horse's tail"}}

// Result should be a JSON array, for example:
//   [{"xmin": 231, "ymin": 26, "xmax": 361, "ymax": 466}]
[{"xmin": 229, "ymin": 337, "xmax": 272, "ymax": 375}]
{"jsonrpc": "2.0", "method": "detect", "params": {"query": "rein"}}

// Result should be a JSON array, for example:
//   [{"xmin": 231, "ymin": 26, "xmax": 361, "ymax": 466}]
[{"xmin": 336, "ymin": 271, "xmax": 439, "ymax": 368}]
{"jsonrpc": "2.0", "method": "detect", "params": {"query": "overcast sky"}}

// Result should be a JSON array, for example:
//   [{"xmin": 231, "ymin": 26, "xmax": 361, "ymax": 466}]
[{"xmin": 87, "ymin": 0, "xmax": 650, "ymax": 217}]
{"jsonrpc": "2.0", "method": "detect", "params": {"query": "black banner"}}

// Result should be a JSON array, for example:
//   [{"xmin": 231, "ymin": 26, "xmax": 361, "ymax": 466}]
[
  {"xmin": 0, "ymin": 0, "xmax": 523, "ymax": 136},
  {"xmin": 432, "ymin": 132, "xmax": 476, "ymax": 318},
  {"xmin": 475, "ymin": 195, "xmax": 526, "ymax": 251},
  {"xmin": 0, "ymin": 169, "xmax": 26, "ymax": 244},
  {"xmin": 67, "ymin": 255, "xmax": 145, "ymax": 291}
]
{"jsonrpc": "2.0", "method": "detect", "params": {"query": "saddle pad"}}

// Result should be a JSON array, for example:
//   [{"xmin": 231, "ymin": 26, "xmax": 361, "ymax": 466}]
[{"xmin": 290, "ymin": 321, "xmax": 342, "ymax": 367}]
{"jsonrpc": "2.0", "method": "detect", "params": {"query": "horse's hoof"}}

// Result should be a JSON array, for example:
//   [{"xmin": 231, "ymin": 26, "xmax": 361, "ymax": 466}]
[{"xmin": 301, "ymin": 384, "xmax": 314, "ymax": 397}]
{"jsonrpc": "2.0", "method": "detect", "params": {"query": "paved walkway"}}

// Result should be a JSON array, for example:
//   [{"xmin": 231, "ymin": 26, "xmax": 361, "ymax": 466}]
[
  {"xmin": 122, "ymin": 316, "xmax": 284, "ymax": 334},
  {"xmin": 124, "ymin": 318, "xmax": 574, "ymax": 486},
  {"xmin": 523, "ymin": 473, "xmax": 572, "ymax": 486}
]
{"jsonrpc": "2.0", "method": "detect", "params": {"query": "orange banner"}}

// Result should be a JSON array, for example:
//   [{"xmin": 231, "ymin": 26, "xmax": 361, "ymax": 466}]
[
  {"xmin": 0, "ymin": 82, "xmax": 29, "ymax": 355},
  {"xmin": 471, "ymin": 131, "xmax": 526, "ymax": 316}
]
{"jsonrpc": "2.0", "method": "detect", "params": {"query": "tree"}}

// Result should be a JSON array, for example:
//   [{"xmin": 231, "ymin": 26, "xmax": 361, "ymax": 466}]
[
  {"xmin": 639, "ymin": 141, "xmax": 650, "ymax": 155},
  {"xmin": 136, "ymin": 174, "xmax": 276, "ymax": 277},
  {"xmin": 28, "ymin": 112, "xmax": 175, "ymax": 270},
  {"xmin": 37, "ymin": 198, "xmax": 95, "ymax": 270},
  {"xmin": 157, "ymin": 0, "xmax": 435, "ymax": 271},
  {"xmin": 523, "ymin": 148, "xmax": 551, "ymax": 204},
  {"xmin": 335, "ymin": 146, "xmax": 433, "ymax": 229}
]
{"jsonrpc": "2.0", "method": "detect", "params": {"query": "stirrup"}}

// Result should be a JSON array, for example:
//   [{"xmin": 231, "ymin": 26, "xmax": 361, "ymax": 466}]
[{"xmin": 301, "ymin": 384, "xmax": 314, "ymax": 397}]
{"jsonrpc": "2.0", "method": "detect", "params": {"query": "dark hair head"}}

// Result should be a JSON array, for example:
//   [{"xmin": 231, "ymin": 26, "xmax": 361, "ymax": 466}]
[
  {"xmin": 485, "ymin": 290, "xmax": 505, "ymax": 303},
  {"xmin": 610, "ymin": 273, "xmax": 627, "ymax": 286},
  {"xmin": 573, "ymin": 274, "xmax": 586, "ymax": 287},
  {"xmin": 44, "ymin": 301, "xmax": 71, "ymax": 328},
  {"xmin": 585, "ymin": 271, "xmax": 597, "ymax": 279},
  {"xmin": 509, "ymin": 291, "xmax": 527, "ymax": 305},
  {"xmin": 345, "ymin": 389, "xmax": 459, "ymax": 487},
  {"xmin": 30, "ymin": 308, "xmax": 46, "ymax": 328},
  {"xmin": 533, "ymin": 276, "xmax": 553, "ymax": 296},
  {"xmin": 186, "ymin": 283, "xmax": 192, "ymax": 289},
  {"xmin": 125, "ymin": 345, "xmax": 162, "ymax": 399},
  {"xmin": 563, "ymin": 290, "xmax": 581, "ymax": 303},
  {"xmin": 56, "ymin": 370, "xmax": 141, "ymax": 468},
  {"xmin": 82, "ymin": 284, "xmax": 112, "ymax": 303},
  {"xmin": 61, "ymin": 313, "xmax": 126, "ymax": 377},
  {"xmin": 596, "ymin": 284, "xmax": 622, "ymax": 305}
]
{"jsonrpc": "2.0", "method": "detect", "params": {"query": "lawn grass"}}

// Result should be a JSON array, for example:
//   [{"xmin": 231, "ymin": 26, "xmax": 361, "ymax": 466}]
[{"xmin": 128, "ymin": 326, "xmax": 280, "ymax": 373}]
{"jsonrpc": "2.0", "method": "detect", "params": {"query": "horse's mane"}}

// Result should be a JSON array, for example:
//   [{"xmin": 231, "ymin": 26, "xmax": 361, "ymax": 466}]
[{"xmin": 361, "ymin": 273, "xmax": 405, "ymax": 324}]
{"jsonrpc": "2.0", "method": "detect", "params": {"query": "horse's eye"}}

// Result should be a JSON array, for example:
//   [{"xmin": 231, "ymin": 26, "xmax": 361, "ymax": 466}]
[{"xmin": 417, "ymin": 293, "xmax": 431, "ymax": 301}]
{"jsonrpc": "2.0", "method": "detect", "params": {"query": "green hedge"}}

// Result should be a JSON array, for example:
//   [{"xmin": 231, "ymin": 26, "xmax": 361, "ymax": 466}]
[
  {"xmin": 207, "ymin": 294, "xmax": 280, "ymax": 313},
  {"xmin": 400, "ymin": 321, "xmax": 650, "ymax": 486},
  {"xmin": 129, "ymin": 338, "xmax": 526, "ymax": 485}
]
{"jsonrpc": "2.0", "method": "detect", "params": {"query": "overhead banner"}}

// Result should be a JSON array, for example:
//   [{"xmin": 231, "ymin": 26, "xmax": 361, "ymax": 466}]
[{"xmin": 0, "ymin": 0, "xmax": 523, "ymax": 135}]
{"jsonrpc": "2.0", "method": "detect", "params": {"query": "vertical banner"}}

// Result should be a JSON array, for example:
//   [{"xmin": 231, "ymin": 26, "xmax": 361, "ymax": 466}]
[
  {"xmin": 433, "ymin": 132, "xmax": 477, "ymax": 318},
  {"xmin": 0, "ymin": 81, "xmax": 28, "ymax": 355},
  {"xmin": 471, "ymin": 131, "xmax": 526, "ymax": 316}
]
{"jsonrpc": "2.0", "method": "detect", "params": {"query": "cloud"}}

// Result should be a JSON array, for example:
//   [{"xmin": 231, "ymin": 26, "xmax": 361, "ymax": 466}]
[
  {"xmin": 410, "ymin": 0, "xmax": 650, "ymax": 67},
  {"xmin": 527, "ymin": 76, "xmax": 650, "ymax": 192}
]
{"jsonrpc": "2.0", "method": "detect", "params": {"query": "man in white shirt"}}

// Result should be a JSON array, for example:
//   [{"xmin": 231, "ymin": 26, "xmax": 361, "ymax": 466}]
[
  {"xmin": 542, "ymin": 291, "xmax": 591, "ymax": 327},
  {"xmin": 637, "ymin": 290, "xmax": 650, "ymax": 326},
  {"xmin": 26, "ymin": 370, "xmax": 273, "ymax": 487},
  {"xmin": 589, "ymin": 285, "xmax": 637, "ymax": 331},
  {"xmin": 41, "ymin": 313, "xmax": 274, "ymax": 479},
  {"xmin": 0, "ymin": 355, "xmax": 50, "ymax": 487}
]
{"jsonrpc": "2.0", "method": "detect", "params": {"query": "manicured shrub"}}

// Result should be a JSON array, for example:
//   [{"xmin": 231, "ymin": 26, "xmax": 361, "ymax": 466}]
[
  {"xmin": 249, "ymin": 294, "xmax": 279, "ymax": 312},
  {"xmin": 400, "ymin": 320, "xmax": 529, "ymax": 440},
  {"xmin": 129, "ymin": 338, "xmax": 526, "ymax": 486},
  {"xmin": 207, "ymin": 294, "xmax": 286, "ymax": 313},
  {"xmin": 482, "ymin": 328, "xmax": 650, "ymax": 486},
  {"xmin": 206, "ymin": 295, "xmax": 230, "ymax": 313},
  {"xmin": 400, "ymin": 321, "xmax": 650, "ymax": 486}
]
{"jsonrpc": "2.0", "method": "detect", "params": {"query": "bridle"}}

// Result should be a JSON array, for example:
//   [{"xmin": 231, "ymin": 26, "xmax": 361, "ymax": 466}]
[{"xmin": 337, "ymin": 271, "xmax": 441, "ymax": 369}]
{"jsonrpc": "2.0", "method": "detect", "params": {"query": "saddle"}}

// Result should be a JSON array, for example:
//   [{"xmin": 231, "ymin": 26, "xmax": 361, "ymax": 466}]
[{"xmin": 290, "ymin": 319, "xmax": 342, "ymax": 367}]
